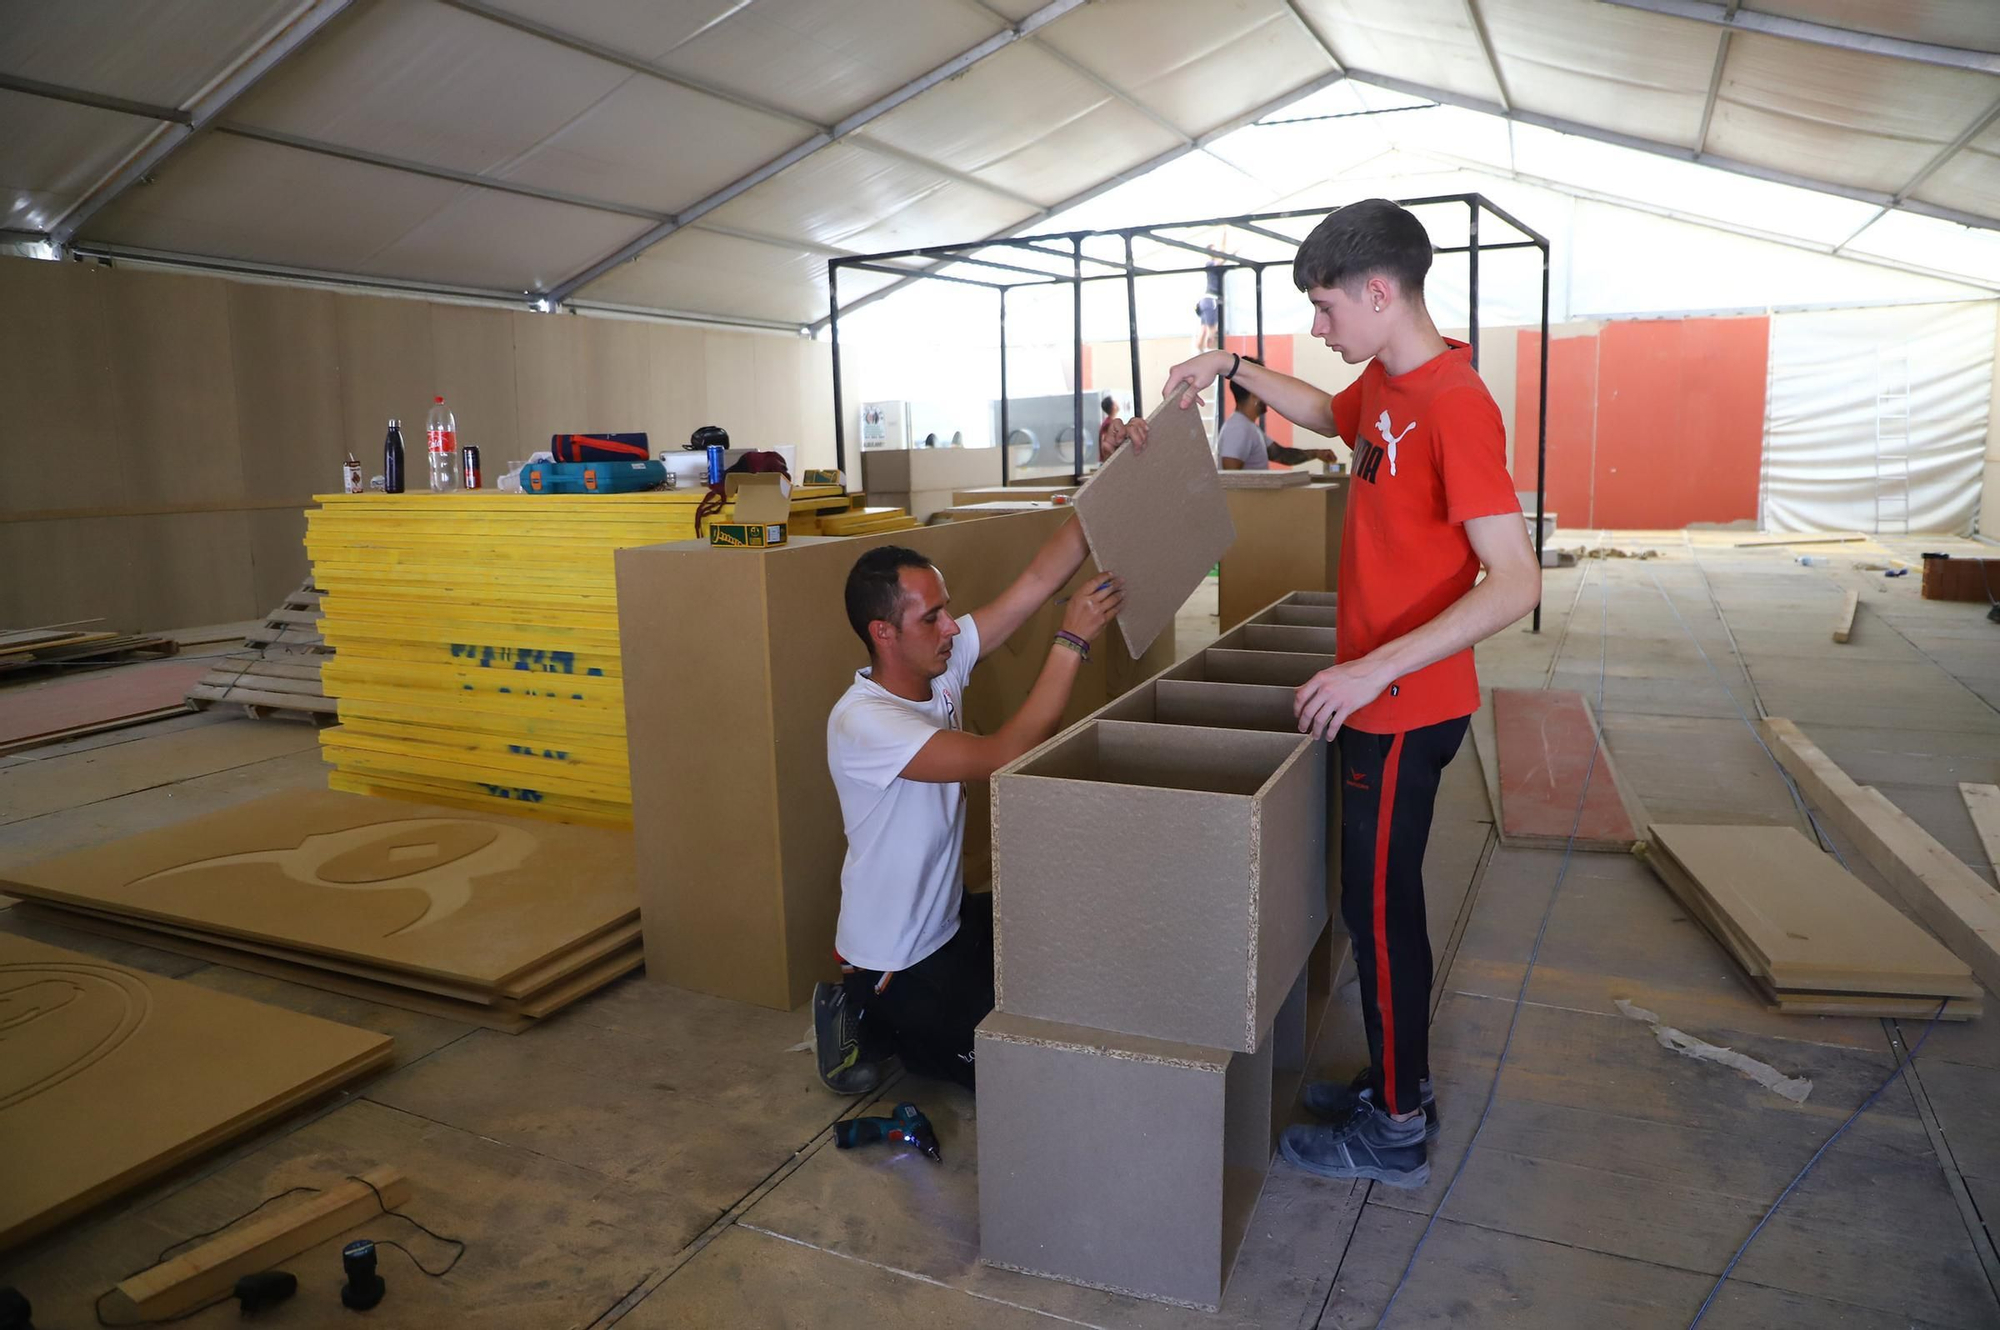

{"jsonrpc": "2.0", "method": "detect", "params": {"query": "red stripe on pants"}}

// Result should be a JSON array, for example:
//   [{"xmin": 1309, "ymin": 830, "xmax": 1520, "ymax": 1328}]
[{"xmin": 1373, "ymin": 732, "xmax": 1406, "ymax": 1115}]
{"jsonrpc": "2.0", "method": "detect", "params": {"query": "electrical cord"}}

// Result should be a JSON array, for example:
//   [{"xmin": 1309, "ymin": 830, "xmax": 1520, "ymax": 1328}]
[{"xmin": 93, "ymin": 1174, "xmax": 464, "ymax": 1327}]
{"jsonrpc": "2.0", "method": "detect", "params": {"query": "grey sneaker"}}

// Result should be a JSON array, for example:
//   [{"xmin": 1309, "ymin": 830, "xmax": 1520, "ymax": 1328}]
[
  {"xmin": 1281, "ymin": 1099, "xmax": 1430, "ymax": 1188},
  {"xmin": 813, "ymin": 981, "xmax": 888, "ymax": 1095},
  {"xmin": 1302, "ymin": 1069, "xmax": 1439, "ymax": 1142}
]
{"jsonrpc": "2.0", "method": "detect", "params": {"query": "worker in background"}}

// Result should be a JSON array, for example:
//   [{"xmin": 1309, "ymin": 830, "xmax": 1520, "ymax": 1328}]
[
  {"xmin": 1104, "ymin": 198, "xmax": 1540, "ymax": 1189},
  {"xmin": 1194, "ymin": 258, "xmax": 1223, "ymax": 352},
  {"xmin": 1216, "ymin": 356, "xmax": 1341, "ymax": 472},
  {"xmin": 1095, "ymin": 394, "xmax": 1120, "ymax": 464},
  {"xmin": 814, "ymin": 526, "xmax": 1125, "ymax": 1094}
]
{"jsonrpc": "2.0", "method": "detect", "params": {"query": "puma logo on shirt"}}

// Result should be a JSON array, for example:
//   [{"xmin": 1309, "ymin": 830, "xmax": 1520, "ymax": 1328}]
[
  {"xmin": 1353, "ymin": 412, "xmax": 1417, "ymax": 485},
  {"xmin": 1376, "ymin": 410, "xmax": 1416, "ymax": 477}
]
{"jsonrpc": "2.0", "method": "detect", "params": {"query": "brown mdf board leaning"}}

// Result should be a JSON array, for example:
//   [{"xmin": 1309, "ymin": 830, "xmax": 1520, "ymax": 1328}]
[
  {"xmin": 1492, "ymin": 688, "xmax": 1646, "ymax": 851},
  {"xmin": 1645, "ymin": 824, "xmax": 1977, "ymax": 998},
  {"xmin": 1218, "ymin": 481, "xmax": 1347, "ymax": 631},
  {"xmin": 975, "ymin": 1010, "xmax": 1276, "ymax": 1311},
  {"xmin": 1210, "ymin": 621, "xmax": 1340, "ymax": 655},
  {"xmin": 1963, "ymin": 782, "xmax": 2000, "ymax": 881},
  {"xmin": 1072, "ymin": 398, "xmax": 1234, "ymax": 659},
  {"xmin": 0, "ymin": 788, "xmax": 638, "ymax": 991},
  {"xmin": 992, "ymin": 719, "xmax": 1327, "ymax": 1050},
  {"xmin": 1217, "ymin": 468, "xmax": 1313, "ymax": 487},
  {"xmin": 1763, "ymin": 718, "xmax": 2000, "ymax": 996},
  {"xmin": 615, "ymin": 510, "xmax": 1175, "ymax": 1011},
  {"xmin": 0, "ymin": 933, "xmax": 393, "ymax": 1251}
]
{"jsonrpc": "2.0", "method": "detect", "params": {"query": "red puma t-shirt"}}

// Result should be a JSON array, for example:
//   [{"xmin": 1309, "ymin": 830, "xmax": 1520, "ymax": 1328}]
[{"xmin": 1329, "ymin": 339, "xmax": 1520, "ymax": 734}]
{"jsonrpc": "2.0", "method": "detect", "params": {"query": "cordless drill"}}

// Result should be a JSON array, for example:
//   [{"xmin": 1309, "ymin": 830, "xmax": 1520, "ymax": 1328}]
[{"xmin": 833, "ymin": 1102, "xmax": 940, "ymax": 1163}]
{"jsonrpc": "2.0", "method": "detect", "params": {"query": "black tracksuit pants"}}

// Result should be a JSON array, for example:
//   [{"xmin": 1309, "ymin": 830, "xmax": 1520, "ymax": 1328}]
[
  {"xmin": 1337, "ymin": 715, "xmax": 1470, "ymax": 1118},
  {"xmin": 844, "ymin": 891, "xmax": 994, "ymax": 1090}
]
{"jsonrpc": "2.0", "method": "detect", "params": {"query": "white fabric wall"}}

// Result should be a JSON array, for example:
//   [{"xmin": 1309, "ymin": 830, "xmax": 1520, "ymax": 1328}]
[{"xmin": 1762, "ymin": 302, "xmax": 1996, "ymax": 535}]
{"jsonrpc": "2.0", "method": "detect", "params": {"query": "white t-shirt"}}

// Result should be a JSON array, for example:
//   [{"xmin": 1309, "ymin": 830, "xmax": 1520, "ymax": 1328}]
[
  {"xmin": 1216, "ymin": 411, "xmax": 1270, "ymax": 469},
  {"xmin": 827, "ymin": 614, "xmax": 983, "ymax": 972}
]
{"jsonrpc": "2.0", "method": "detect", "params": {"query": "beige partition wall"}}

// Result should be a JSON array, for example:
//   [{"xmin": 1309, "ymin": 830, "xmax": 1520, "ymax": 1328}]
[{"xmin": 0, "ymin": 256, "xmax": 835, "ymax": 630}]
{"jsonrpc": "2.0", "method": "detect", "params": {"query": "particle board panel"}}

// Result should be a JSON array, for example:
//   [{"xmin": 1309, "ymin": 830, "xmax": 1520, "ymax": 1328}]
[
  {"xmin": 1965, "ymin": 782, "xmax": 2000, "ymax": 882},
  {"xmin": 0, "ymin": 659, "xmax": 209, "ymax": 753},
  {"xmin": 1492, "ymin": 688, "xmax": 1644, "ymax": 851},
  {"xmin": 975, "ymin": 1011, "xmax": 1273, "ymax": 1311},
  {"xmin": 103, "ymin": 267, "xmax": 242, "ymax": 510},
  {"xmin": 1217, "ymin": 482, "xmax": 1347, "ymax": 631},
  {"xmin": 1212, "ymin": 622, "xmax": 1341, "ymax": 655},
  {"xmin": 331, "ymin": 290, "xmax": 436, "ymax": 459},
  {"xmin": 992, "ymin": 721, "xmax": 1325, "ymax": 1051},
  {"xmin": 1074, "ymin": 399, "xmax": 1233, "ymax": 659},
  {"xmin": 431, "ymin": 303, "xmax": 525, "ymax": 467},
  {"xmin": 0, "ymin": 258, "xmax": 117, "ymax": 518},
  {"xmin": 0, "ymin": 788, "xmax": 637, "ymax": 990},
  {"xmin": 0, "ymin": 932, "xmax": 392, "ymax": 1250},
  {"xmin": 228, "ymin": 282, "xmax": 343, "ymax": 505},
  {"xmin": 1643, "ymin": 826, "xmax": 1977, "ymax": 998},
  {"xmin": 1764, "ymin": 717, "xmax": 2000, "ymax": 997},
  {"xmin": 1166, "ymin": 647, "xmax": 1334, "ymax": 688},
  {"xmin": 1250, "ymin": 603, "xmax": 1340, "ymax": 629}
]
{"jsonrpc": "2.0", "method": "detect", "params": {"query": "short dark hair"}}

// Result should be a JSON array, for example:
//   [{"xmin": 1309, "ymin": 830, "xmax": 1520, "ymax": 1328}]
[
  {"xmin": 1228, "ymin": 356, "xmax": 1262, "ymax": 408},
  {"xmin": 1100, "ymin": 394, "xmax": 1117, "ymax": 416},
  {"xmin": 845, "ymin": 545, "xmax": 934, "ymax": 650},
  {"xmin": 1292, "ymin": 198, "xmax": 1432, "ymax": 298}
]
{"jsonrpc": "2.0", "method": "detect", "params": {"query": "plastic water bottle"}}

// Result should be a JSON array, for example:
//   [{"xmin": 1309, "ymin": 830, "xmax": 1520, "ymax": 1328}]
[{"xmin": 426, "ymin": 396, "xmax": 457, "ymax": 491}]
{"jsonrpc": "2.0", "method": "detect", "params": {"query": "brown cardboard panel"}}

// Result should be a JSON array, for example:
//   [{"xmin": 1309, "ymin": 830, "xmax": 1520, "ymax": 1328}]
[
  {"xmin": 0, "ymin": 788, "xmax": 637, "ymax": 988},
  {"xmin": 0, "ymin": 259, "xmax": 116, "ymax": 517},
  {"xmin": 1281, "ymin": 590, "xmax": 1340, "ymax": 607},
  {"xmin": 432, "ymin": 303, "xmax": 525, "ymax": 467},
  {"xmin": 1649, "ymin": 824, "xmax": 1974, "ymax": 996},
  {"xmin": 0, "ymin": 932, "xmax": 391, "ymax": 1249},
  {"xmin": 1167, "ymin": 648, "xmax": 1334, "ymax": 688},
  {"xmin": 1105, "ymin": 679, "xmax": 1300, "ymax": 733},
  {"xmin": 332, "ymin": 291, "xmax": 437, "ymax": 462},
  {"xmin": 617, "ymin": 510, "xmax": 1168, "ymax": 1009},
  {"xmin": 975, "ymin": 1011, "xmax": 1269, "ymax": 1311},
  {"xmin": 1218, "ymin": 483, "xmax": 1347, "ymax": 630},
  {"xmin": 1074, "ymin": 399, "xmax": 1233, "ymax": 659},
  {"xmin": 993, "ymin": 721, "xmax": 1326, "ymax": 1049},
  {"xmin": 228, "ymin": 282, "xmax": 343, "ymax": 503},
  {"xmin": 244, "ymin": 508, "xmax": 311, "ymax": 616},
  {"xmin": 1493, "ymin": 688, "xmax": 1642, "ymax": 850},
  {"xmin": 104, "ymin": 268, "xmax": 241, "ymax": 510}
]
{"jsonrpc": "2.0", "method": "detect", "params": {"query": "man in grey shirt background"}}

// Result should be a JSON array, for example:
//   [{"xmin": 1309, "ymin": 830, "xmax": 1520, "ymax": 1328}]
[{"xmin": 1216, "ymin": 355, "xmax": 1341, "ymax": 472}]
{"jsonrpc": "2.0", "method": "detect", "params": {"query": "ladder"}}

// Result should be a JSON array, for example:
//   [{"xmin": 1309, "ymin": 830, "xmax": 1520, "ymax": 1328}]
[{"xmin": 1874, "ymin": 346, "xmax": 1912, "ymax": 536}]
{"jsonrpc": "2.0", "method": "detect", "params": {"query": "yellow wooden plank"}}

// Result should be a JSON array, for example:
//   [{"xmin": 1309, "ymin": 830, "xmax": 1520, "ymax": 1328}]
[
  {"xmin": 328, "ymin": 772, "xmax": 629, "ymax": 828},
  {"xmin": 322, "ymin": 738, "xmax": 630, "ymax": 802},
  {"xmin": 338, "ymin": 714, "xmax": 629, "ymax": 763}
]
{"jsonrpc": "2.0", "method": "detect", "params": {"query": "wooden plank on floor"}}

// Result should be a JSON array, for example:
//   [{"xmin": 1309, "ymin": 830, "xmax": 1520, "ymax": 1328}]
[
  {"xmin": 1764, "ymin": 717, "xmax": 2000, "ymax": 996},
  {"xmin": 1833, "ymin": 588, "xmax": 1859, "ymax": 643},
  {"xmin": 1492, "ymin": 689, "xmax": 1644, "ymax": 851},
  {"xmin": 0, "ymin": 659, "xmax": 209, "ymax": 753},
  {"xmin": 1965, "ymin": 783, "xmax": 2000, "ymax": 883}
]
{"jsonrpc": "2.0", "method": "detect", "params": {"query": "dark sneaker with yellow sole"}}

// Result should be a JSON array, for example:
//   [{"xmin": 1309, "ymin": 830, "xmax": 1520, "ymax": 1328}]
[{"xmin": 813, "ymin": 981, "xmax": 889, "ymax": 1095}]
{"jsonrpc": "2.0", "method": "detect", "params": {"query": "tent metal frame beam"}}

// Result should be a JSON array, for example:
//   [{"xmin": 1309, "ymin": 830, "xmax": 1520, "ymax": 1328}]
[
  {"xmin": 824, "ymin": 192, "xmax": 1555, "ymax": 634},
  {"xmin": 47, "ymin": 0, "xmax": 356, "ymax": 249},
  {"xmin": 1347, "ymin": 67, "xmax": 2000, "ymax": 234},
  {"xmin": 1834, "ymin": 90, "xmax": 2000, "ymax": 254},
  {"xmin": 534, "ymin": 0, "xmax": 1089, "ymax": 306},
  {"xmin": 1461, "ymin": 0, "xmax": 1513, "ymax": 109},
  {"xmin": 807, "ymin": 67, "xmax": 1349, "ymax": 330},
  {"xmin": 0, "ymin": 72, "xmax": 193, "ymax": 125},
  {"xmin": 1598, "ymin": 0, "xmax": 2000, "ymax": 76},
  {"xmin": 1693, "ymin": 0, "xmax": 1740, "ymax": 154}
]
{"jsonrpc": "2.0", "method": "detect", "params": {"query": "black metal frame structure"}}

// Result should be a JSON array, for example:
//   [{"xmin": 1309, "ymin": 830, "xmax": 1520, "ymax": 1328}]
[{"xmin": 827, "ymin": 193, "xmax": 1553, "ymax": 630}]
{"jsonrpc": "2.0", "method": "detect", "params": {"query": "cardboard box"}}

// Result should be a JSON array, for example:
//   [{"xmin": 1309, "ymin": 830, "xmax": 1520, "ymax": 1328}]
[
  {"xmin": 1218, "ymin": 481, "xmax": 1348, "ymax": 630},
  {"xmin": 992, "ymin": 719, "xmax": 1326, "ymax": 1050},
  {"xmin": 1921, "ymin": 554, "xmax": 2000, "ymax": 602},
  {"xmin": 708, "ymin": 522, "xmax": 787, "ymax": 548},
  {"xmin": 860, "ymin": 448, "xmax": 1002, "ymax": 521},
  {"xmin": 1281, "ymin": 590, "xmax": 1340, "ymax": 608},
  {"xmin": 975, "ymin": 1010, "xmax": 1275, "ymax": 1311},
  {"xmin": 615, "ymin": 511, "xmax": 1175, "ymax": 1010}
]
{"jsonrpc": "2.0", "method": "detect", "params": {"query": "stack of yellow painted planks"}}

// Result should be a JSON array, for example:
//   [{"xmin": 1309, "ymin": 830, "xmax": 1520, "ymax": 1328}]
[{"xmin": 307, "ymin": 486, "xmax": 915, "ymax": 825}]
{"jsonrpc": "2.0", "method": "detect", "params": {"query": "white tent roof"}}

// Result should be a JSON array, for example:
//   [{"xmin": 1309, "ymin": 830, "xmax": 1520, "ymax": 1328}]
[{"xmin": 3, "ymin": 0, "xmax": 1996, "ymax": 327}]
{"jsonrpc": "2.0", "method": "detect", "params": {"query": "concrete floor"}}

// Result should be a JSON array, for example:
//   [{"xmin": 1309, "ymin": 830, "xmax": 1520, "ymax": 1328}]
[{"xmin": 4, "ymin": 540, "xmax": 2000, "ymax": 1326}]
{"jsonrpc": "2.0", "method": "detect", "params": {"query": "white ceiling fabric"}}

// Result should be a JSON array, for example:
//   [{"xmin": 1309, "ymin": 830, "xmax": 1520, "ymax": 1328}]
[{"xmin": 0, "ymin": 0, "xmax": 1993, "ymax": 326}]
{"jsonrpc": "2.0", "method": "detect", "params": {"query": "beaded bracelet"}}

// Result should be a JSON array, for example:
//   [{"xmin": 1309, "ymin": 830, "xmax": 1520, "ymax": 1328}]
[{"xmin": 1052, "ymin": 631, "xmax": 1091, "ymax": 661}]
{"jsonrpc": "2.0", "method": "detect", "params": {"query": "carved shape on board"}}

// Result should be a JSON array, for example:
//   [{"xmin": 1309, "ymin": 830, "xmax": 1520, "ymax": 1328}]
[{"xmin": 0, "ymin": 961, "xmax": 152, "ymax": 1111}]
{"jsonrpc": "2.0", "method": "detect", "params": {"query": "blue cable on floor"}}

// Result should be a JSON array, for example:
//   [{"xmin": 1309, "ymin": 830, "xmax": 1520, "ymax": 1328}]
[{"xmin": 1376, "ymin": 565, "xmax": 1608, "ymax": 1327}]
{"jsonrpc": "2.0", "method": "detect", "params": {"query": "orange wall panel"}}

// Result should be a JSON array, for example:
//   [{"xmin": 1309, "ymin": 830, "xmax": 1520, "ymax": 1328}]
[
  {"xmin": 1514, "ymin": 330, "xmax": 1599, "ymax": 527},
  {"xmin": 1593, "ymin": 318, "xmax": 1766, "ymax": 528}
]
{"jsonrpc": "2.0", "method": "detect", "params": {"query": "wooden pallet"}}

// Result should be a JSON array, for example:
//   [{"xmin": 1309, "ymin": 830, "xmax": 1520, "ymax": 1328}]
[{"xmin": 187, "ymin": 580, "xmax": 335, "ymax": 723}]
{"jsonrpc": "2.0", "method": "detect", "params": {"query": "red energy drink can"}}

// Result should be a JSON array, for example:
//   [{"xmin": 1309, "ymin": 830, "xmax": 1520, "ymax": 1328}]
[{"xmin": 460, "ymin": 445, "xmax": 482, "ymax": 489}]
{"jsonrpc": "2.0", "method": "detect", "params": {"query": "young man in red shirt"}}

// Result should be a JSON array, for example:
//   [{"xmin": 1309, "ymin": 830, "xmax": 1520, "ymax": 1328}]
[{"xmin": 1108, "ymin": 198, "xmax": 1541, "ymax": 1187}]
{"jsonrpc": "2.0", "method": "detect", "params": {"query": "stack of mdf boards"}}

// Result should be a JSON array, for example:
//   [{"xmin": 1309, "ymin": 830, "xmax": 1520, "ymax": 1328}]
[
  {"xmin": 977, "ymin": 586, "xmax": 1346, "ymax": 1310},
  {"xmin": 306, "ymin": 487, "xmax": 896, "ymax": 827},
  {"xmin": 0, "ymin": 931, "xmax": 393, "ymax": 1249},
  {"xmin": 1, "ymin": 788, "xmax": 641, "ymax": 1033},
  {"xmin": 1645, "ymin": 823, "xmax": 1980, "ymax": 1019}
]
